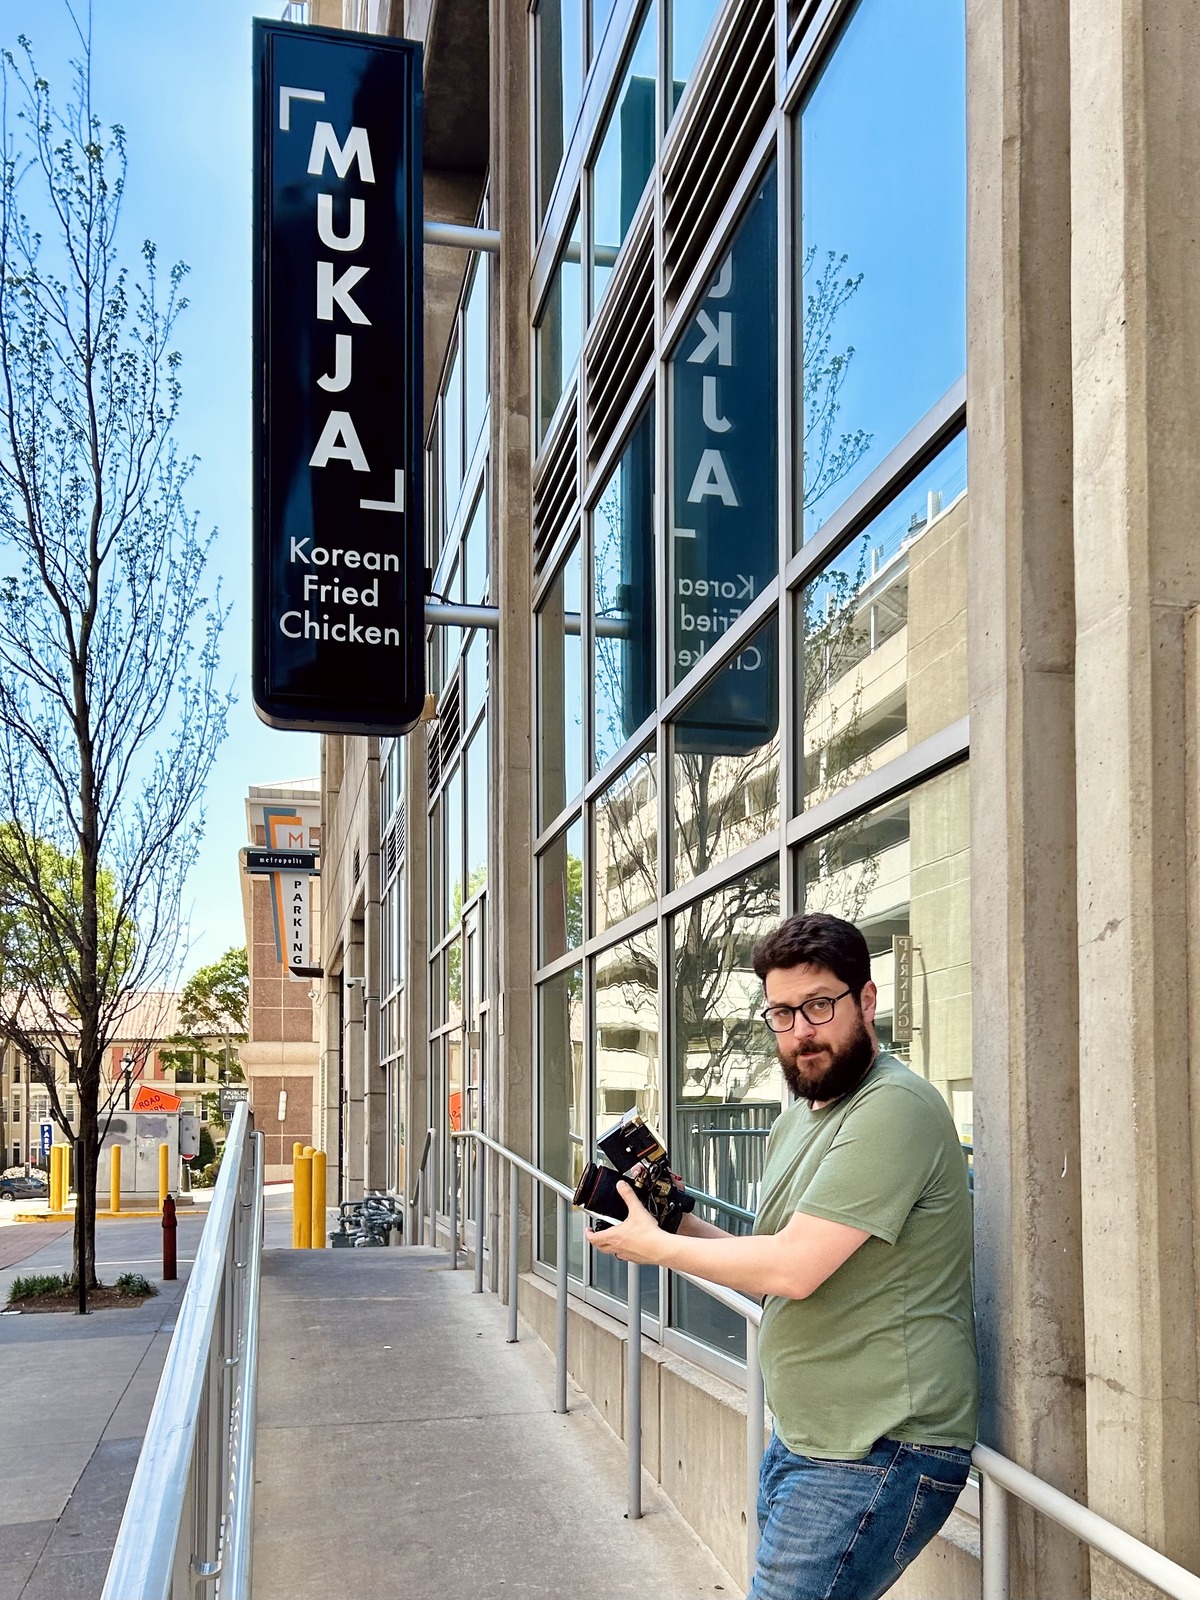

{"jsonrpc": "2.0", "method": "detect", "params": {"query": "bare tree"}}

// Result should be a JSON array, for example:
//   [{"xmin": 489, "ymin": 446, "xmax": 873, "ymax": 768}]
[{"xmin": 0, "ymin": 20, "xmax": 231, "ymax": 1294}]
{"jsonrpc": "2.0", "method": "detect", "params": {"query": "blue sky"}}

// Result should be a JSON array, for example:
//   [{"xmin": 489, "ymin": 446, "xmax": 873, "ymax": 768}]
[{"xmin": 1, "ymin": 0, "xmax": 320, "ymax": 971}]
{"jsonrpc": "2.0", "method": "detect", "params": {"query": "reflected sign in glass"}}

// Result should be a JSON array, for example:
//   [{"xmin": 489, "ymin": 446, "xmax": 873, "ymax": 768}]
[
  {"xmin": 670, "ymin": 169, "xmax": 778, "ymax": 747},
  {"xmin": 253, "ymin": 22, "xmax": 425, "ymax": 733}
]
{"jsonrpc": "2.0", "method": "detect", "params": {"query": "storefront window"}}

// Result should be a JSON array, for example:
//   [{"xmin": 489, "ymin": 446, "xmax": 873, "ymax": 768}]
[
  {"xmin": 593, "ymin": 746, "xmax": 657, "ymax": 933},
  {"xmin": 799, "ymin": 0, "xmax": 965, "ymax": 538},
  {"xmin": 590, "ymin": 2, "xmax": 656, "ymax": 313},
  {"xmin": 536, "ymin": 210, "xmax": 583, "ymax": 445},
  {"xmin": 539, "ymin": 815, "xmax": 585, "ymax": 964},
  {"xmin": 669, "ymin": 168, "xmax": 778, "ymax": 690},
  {"xmin": 464, "ymin": 259, "xmax": 489, "ymax": 462},
  {"xmin": 801, "ymin": 431, "xmax": 966, "ymax": 810},
  {"xmin": 538, "ymin": 542, "xmax": 585, "ymax": 828},
  {"xmin": 592, "ymin": 404, "xmax": 656, "ymax": 772},
  {"xmin": 592, "ymin": 929, "xmax": 660, "ymax": 1313},
  {"xmin": 444, "ymin": 766, "xmax": 463, "ymax": 933},
  {"xmin": 797, "ymin": 763, "xmax": 971, "ymax": 1138},
  {"xmin": 671, "ymin": 861, "xmax": 780, "ymax": 1358},
  {"xmin": 443, "ymin": 342, "xmax": 463, "ymax": 524},
  {"xmin": 465, "ymin": 718, "xmax": 488, "ymax": 899},
  {"xmin": 672, "ymin": 619, "xmax": 779, "ymax": 890},
  {"xmin": 538, "ymin": 964, "xmax": 586, "ymax": 1276},
  {"xmin": 537, "ymin": 0, "xmax": 584, "ymax": 219}
]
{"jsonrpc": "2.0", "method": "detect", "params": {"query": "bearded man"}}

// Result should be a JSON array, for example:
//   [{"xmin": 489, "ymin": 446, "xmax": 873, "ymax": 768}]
[{"xmin": 587, "ymin": 912, "xmax": 978, "ymax": 1600}]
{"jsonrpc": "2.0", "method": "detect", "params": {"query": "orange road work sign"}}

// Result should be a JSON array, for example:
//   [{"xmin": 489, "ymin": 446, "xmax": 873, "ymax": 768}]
[{"xmin": 131, "ymin": 1084, "xmax": 183, "ymax": 1113}]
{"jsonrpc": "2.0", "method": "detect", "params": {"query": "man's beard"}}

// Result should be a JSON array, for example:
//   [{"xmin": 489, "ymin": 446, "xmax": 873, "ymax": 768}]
[{"xmin": 779, "ymin": 1010, "xmax": 877, "ymax": 1106}]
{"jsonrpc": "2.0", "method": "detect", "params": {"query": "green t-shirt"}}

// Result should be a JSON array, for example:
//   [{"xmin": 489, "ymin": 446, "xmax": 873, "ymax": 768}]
[{"xmin": 754, "ymin": 1053, "xmax": 978, "ymax": 1459}]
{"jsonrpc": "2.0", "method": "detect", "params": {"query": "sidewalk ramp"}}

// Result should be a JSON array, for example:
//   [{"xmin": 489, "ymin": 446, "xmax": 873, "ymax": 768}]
[{"xmin": 253, "ymin": 1245, "xmax": 740, "ymax": 1600}]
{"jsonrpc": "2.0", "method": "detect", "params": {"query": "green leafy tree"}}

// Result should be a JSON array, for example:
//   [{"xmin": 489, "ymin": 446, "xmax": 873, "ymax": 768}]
[
  {"xmin": 0, "ymin": 25, "xmax": 231, "ymax": 1290},
  {"xmin": 160, "ymin": 945, "xmax": 248, "ymax": 1114}
]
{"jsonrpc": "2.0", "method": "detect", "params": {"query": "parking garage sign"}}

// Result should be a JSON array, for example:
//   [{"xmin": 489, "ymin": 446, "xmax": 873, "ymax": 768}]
[{"xmin": 253, "ymin": 21, "xmax": 425, "ymax": 733}]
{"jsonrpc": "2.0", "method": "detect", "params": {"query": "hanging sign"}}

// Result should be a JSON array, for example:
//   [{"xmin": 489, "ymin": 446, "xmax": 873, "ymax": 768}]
[{"xmin": 253, "ymin": 20, "xmax": 425, "ymax": 733}]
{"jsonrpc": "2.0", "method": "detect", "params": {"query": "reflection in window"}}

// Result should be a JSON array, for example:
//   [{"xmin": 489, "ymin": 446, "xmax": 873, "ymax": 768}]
[
  {"xmin": 464, "ymin": 491, "xmax": 488, "ymax": 605},
  {"xmin": 670, "ymin": 168, "xmax": 777, "ymax": 689},
  {"xmin": 538, "ymin": 543, "xmax": 584, "ymax": 828},
  {"xmin": 538, "ymin": 965, "xmax": 586, "ymax": 1277},
  {"xmin": 593, "ymin": 747, "xmax": 657, "ymax": 934},
  {"xmin": 669, "ymin": 0, "xmax": 722, "ymax": 116},
  {"xmin": 592, "ymin": 929, "xmax": 660, "ymax": 1313},
  {"xmin": 464, "ymin": 259, "xmax": 488, "ymax": 461},
  {"xmin": 590, "ymin": 2, "xmax": 656, "ymax": 313},
  {"xmin": 671, "ymin": 861, "xmax": 780, "ymax": 1357},
  {"xmin": 539, "ymin": 815, "xmax": 585, "ymax": 964},
  {"xmin": 444, "ymin": 766, "xmax": 463, "ymax": 936},
  {"xmin": 672, "ymin": 620, "xmax": 779, "ymax": 889},
  {"xmin": 465, "ymin": 718, "xmax": 488, "ymax": 899},
  {"xmin": 443, "ymin": 343, "xmax": 463, "ymax": 524},
  {"xmin": 801, "ymin": 432, "xmax": 967, "ymax": 809},
  {"xmin": 536, "ymin": 210, "xmax": 582, "ymax": 443},
  {"xmin": 592, "ymin": 404, "xmax": 655, "ymax": 771},
  {"xmin": 798, "ymin": 762, "xmax": 971, "ymax": 1140},
  {"xmin": 537, "ymin": 0, "xmax": 583, "ymax": 219},
  {"xmin": 591, "ymin": 0, "xmax": 617, "ymax": 57},
  {"xmin": 446, "ymin": 935, "xmax": 463, "ymax": 1031},
  {"xmin": 799, "ymin": 0, "xmax": 965, "ymax": 538}
]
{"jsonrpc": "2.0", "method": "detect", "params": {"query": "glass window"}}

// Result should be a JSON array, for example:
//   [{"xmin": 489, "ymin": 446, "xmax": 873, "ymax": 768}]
[
  {"xmin": 538, "ymin": 964, "xmax": 586, "ymax": 1277},
  {"xmin": 592, "ymin": 404, "xmax": 656, "ymax": 771},
  {"xmin": 593, "ymin": 746, "xmax": 657, "ymax": 934},
  {"xmin": 670, "ymin": 167, "xmax": 778, "ymax": 689},
  {"xmin": 671, "ymin": 861, "xmax": 781, "ymax": 1357},
  {"xmin": 672, "ymin": 619, "xmax": 780, "ymax": 889},
  {"xmin": 799, "ymin": 0, "xmax": 966, "ymax": 538},
  {"xmin": 801, "ymin": 431, "xmax": 967, "ymax": 810},
  {"xmin": 536, "ymin": 209, "xmax": 582, "ymax": 445},
  {"xmin": 590, "ymin": 2, "xmax": 657, "ymax": 313},
  {"xmin": 464, "ymin": 490, "xmax": 488, "ymax": 605},
  {"xmin": 537, "ymin": 0, "xmax": 584, "ymax": 219},
  {"xmin": 464, "ymin": 260, "xmax": 489, "ymax": 462},
  {"xmin": 592, "ymin": 929, "xmax": 660, "ymax": 1314},
  {"xmin": 444, "ymin": 766, "xmax": 463, "ymax": 933},
  {"xmin": 539, "ymin": 815, "xmax": 585, "ymax": 964},
  {"xmin": 464, "ymin": 631, "xmax": 488, "ymax": 726},
  {"xmin": 798, "ymin": 763, "xmax": 971, "ymax": 1139},
  {"xmin": 669, "ymin": 0, "xmax": 722, "ymax": 116},
  {"xmin": 538, "ymin": 542, "xmax": 584, "ymax": 828},
  {"xmin": 466, "ymin": 718, "xmax": 488, "ymax": 900},
  {"xmin": 590, "ymin": 0, "xmax": 617, "ymax": 57},
  {"xmin": 443, "ymin": 343, "xmax": 463, "ymax": 524}
]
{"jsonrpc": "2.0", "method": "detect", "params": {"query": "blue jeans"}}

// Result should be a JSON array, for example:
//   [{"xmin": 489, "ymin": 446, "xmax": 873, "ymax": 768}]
[{"xmin": 750, "ymin": 1432, "xmax": 972, "ymax": 1600}]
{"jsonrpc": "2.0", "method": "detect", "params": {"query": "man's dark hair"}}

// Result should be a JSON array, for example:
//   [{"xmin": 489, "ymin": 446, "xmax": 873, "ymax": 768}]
[{"xmin": 751, "ymin": 913, "xmax": 872, "ymax": 996}]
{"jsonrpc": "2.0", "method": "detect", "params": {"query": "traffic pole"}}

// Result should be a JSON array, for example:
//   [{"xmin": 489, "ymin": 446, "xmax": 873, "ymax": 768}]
[
  {"xmin": 311, "ymin": 1149, "xmax": 327, "ymax": 1249},
  {"xmin": 110, "ymin": 1145, "xmax": 121, "ymax": 1215},
  {"xmin": 162, "ymin": 1193, "xmax": 177, "ymax": 1280}
]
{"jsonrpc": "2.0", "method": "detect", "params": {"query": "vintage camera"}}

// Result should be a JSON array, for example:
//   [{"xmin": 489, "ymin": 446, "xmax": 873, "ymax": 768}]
[{"xmin": 572, "ymin": 1109, "xmax": 695, "ymax": 1233}]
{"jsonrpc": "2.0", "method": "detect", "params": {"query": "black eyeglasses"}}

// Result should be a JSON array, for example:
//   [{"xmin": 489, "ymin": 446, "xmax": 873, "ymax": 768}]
[{"xmin": 760, "ymin": 989, "xmax": 852, "ymax": 1032}]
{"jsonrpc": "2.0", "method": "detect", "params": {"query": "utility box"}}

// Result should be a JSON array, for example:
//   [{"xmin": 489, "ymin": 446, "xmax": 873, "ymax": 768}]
[
  {"xmin": 96, "ymin": 1113, "xmax": 181, "ymax": 1202},
  {"xmin": 179, "ymin": 1112, "xmax": 199, "ymax": 1160}
]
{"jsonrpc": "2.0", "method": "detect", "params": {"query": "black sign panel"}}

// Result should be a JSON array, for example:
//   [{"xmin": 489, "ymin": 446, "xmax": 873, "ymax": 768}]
[
  {"xmin": 245, "ymin": 848, "xmax": 320, "ymax": 874},
  {"xmin": 253, "ymin": 21, "xmax": 424, "ymax": 733}
]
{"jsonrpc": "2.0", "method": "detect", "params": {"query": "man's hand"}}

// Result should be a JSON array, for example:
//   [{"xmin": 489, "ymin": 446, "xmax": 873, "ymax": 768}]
[{"xmin": 584, "ymin": 1180, "xmax": 667, "ymax": 1266}]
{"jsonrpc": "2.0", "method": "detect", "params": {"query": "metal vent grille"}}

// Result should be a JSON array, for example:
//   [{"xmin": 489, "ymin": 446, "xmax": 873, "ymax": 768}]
[
  {"xmin": 532, "ymin": 394, "xmax": 579, "ymax": 573},
  {"xmin": 585, "ymin": 201, "xmax": 654, "ymax": 464},
  {"xmin": 661, "ymin": 0, "xmax": 774, "ymax": 309},
  {"xmin": 353, "ymin": 846, "xmax": 361, "ymax": 885},
  {"xmin": 427, "ymin": 678, "xmax": 462, "ymax": 795},
  {"xmin": 788, "ymin": 0, "xmax": 825, "ymax": 60},
  {"xmin": 395, "ymin": 799, "xmax": 406, "ymax": 862}
]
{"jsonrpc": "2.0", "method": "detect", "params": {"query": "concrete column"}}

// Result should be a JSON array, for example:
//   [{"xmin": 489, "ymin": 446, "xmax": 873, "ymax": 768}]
[
  {"xmin": 343, "ymin": 929, "xmax": 366, "ymax": 1201},
  {"xmin": 404, "ymin": 733, "xmax": 430, "ymax": 1213},
  {"xmin": 1070, "ymin": 0, "xmax": 1200, "ymax": 1586},
  {"xmin": 966, "ymin": 0, "xmax": 1089, "ymax": 1593},
  {"xmin": 491, "ymin": 0, "xmax": 534, "ymax": 1297},
  {"xmin": 362, "ymin": 744, "xmax": 387, "ymax": 1191}
]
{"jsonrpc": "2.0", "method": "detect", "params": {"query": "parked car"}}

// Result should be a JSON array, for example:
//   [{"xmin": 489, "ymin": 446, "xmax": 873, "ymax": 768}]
[{"xmin": 0, "ymin": 1169, "xmax": 49, "ymax": 1201}]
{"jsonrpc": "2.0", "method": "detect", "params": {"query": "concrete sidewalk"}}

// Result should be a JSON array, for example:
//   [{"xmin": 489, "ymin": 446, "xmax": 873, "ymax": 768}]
[{"xmin": 253, "ymin": 1246, "xmax": 741, "ymax": 1600}]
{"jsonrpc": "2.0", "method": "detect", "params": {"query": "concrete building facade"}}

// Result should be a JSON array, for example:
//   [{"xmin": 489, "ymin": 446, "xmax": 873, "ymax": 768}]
[{"xmin": 307, "ymin": 0, "xmax": 1200, "ymax": 1592}]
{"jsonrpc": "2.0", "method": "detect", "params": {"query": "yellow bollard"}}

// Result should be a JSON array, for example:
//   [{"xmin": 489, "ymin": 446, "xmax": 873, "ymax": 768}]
[
  {"xmin": 158, "ymin": 1143, "xmax": 169, "ymax": 1210},
  {"xmin": 294, "ymin": 1151, "xmax": 313, "ymax": 1249},
  {"xmin": 110, "ymin": 1145, "xmax": 121, "ymax": 1215},
  {"xmin": 48, "ymin": 1146, "xmax": 60, "ymax": 1213},
  {"xmin": 311, "ymin": 1149, "xmax": 327, "ymax": 1249},
  {"xmin": 54, "ymin": 1144, "xmax": 65, "ymax": 1213}
]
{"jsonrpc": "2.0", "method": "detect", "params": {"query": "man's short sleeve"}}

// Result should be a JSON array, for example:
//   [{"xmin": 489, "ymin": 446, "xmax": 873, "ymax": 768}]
[{"xmin": 793, "ymin": 1084, "xmax": 943, "ymax": 1244}]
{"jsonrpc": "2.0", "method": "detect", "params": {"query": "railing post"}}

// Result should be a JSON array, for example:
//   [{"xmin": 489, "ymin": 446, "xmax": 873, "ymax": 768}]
[
  {"xmin": 448, "ymin": 1137, "xmax": 459, "ymax": 1268},
  {"xmin": 416, "ymin": 1170, "xmax": 425, "ymax": 1246},
  {"xmin": 474, "ymin": 1138, "xmax": 486, "ymax": 1294},
  {"xmin": 980, "ymin": 1469, "xmax": 1011, "ymax": 1600},
  {"xmin": 555, "ymin": 1192, "xmax": 569, "ymax": 1414},
  {"xmin": 626, "ymin": 1261, "xmax": 642, "ymax": 1520},
  {"xmin": 507, "ymin": 1159, "xmax": 520, "ymax": 1342},
  {"xmin": 745, "ymin": 1320, "xmax": 766, "ymax": 1577},
  {"xmin": 428, "ymin": 1127, "xmax": 439, "ymax": 1248}
]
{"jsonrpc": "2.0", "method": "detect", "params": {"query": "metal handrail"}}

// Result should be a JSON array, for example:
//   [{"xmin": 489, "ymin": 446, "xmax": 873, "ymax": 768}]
[
  {"xmin": 100, "ymin": 1104, "xmax": 264, "ymax": 1600},
  {"xmin": 407, "ymin": 1125, "xmax": 436, "ymax": 1245},
  {"xmin": 448, "ymin": 1127, "xmax": 1200, "ymax": 1600}
]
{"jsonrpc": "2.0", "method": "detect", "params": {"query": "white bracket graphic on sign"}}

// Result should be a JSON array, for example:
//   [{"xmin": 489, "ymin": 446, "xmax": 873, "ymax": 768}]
[
  {"xmin": 280, "ymin": 86, "xmax": 325, "ymax": 132},
  {"xmin": 360, "ymin": 469, "xmax": 406, "ymax": 514}
]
